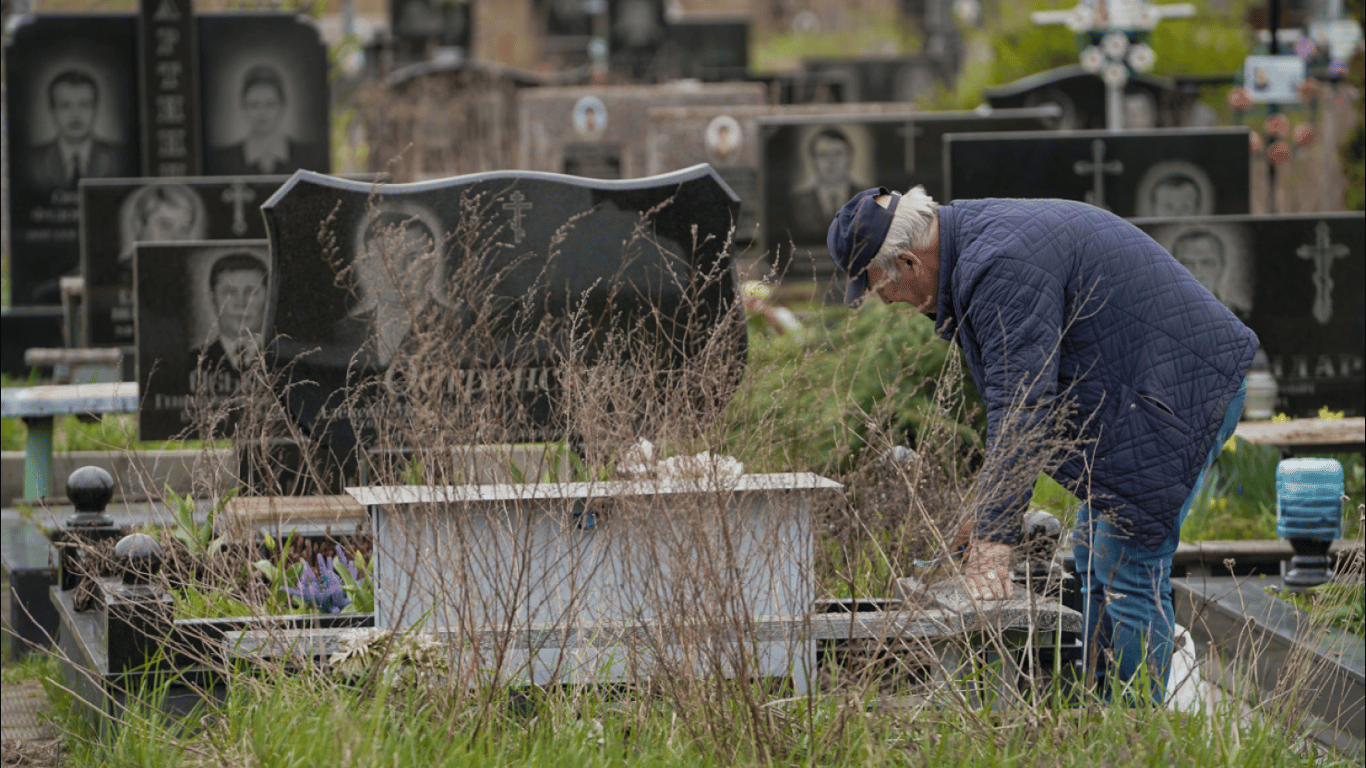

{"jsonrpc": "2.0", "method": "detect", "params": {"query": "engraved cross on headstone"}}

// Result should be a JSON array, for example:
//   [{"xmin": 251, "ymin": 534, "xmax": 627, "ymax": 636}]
[
  {"xmin": 896, "ymin": 122, "xmax": 925, "ymax": 173},
  {"xmin": 1073, "ymin": 139, "xmax": 1124, "ymax": 210},
  {"xmin": 1296, "ymin": 220, "xmax": 1349, "ymax": 324},
  {"xmin": 501, "ymin": 190, "xmax": 532, "ymax": 244},
  {"xmin": 222, "ymin": 180, "xmax": 257, "ymax": 236}
]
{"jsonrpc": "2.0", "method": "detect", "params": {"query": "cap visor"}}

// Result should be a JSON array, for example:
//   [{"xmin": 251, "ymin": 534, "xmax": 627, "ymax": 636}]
[{"xmin": 844, "ymin": 274, "xmax": 869, "ymax": 308}]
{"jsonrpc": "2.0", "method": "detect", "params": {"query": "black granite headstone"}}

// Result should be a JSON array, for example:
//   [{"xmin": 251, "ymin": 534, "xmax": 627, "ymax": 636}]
[
  {"xmin": 3, "ymin": 15, "xmax": 142, "ymax": 305},
  {"xmin": 136, "ymin": 239, "xmax": 270, "ymax": 439},
  {"xmin": 662, "ymin": 17, "xmax": 749, "ymax": 82},
  {"xmin": 140, "ymin": 0, "xmax": 202, "ymax": 177},
  {"xmin": 983, "ymin": 65, "xmax": 1202, "ymax": 131},
  {"xmin": 800, "ymin": 56, "xmax": 946, "ymax": 104},
  {"xmin": 80, "ymin": 176, "xmax": 288, "ymax": 349},
  {"xmin": 1134, "ymin": 213, "xmax": 1364, "ymax": 417},
  {"xmin": 391, "ymin": 0, "xmax": 473, "ymax": 63},
  {"xmin": 0, "ymin": 306, "xmax": 67, "ymax": 378},
  {"xmin": 197, "ymin": 13, "xmax": 330, "ymax": 177},
  {"xmin": 943, "ymin": 128, "xmax": 1251, "ymax": 217},
  {"xmin": 761, "ymin": 107, "xmax": 1060, "ymax": 255},
  {"xmin": 261, "ymin": 164, "xmax": 746, "ymax": 457}
]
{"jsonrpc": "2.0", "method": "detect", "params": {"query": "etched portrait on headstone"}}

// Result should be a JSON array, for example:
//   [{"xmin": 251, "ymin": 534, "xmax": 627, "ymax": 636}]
[
  {"xmin": 29, "ymin": 68, "xmax": 135, "ymax": 195},
  {"xmin": 199, "ymin": 14, "xmax": 330, "ymax": 177},
  {"xmin": 1155, "ymin": 223, "xmax": 1253, "ymax": 315},
  {"xmin": 195, "ymin": 249, "xmax": 270, "ymax": 376},
  {"xmin": 136, "ymin": 240, "xmax": 271, "ymax": 439},
  {"xmin": 789, "ymin": 125, "xmax": 870, "ymax": 242},
  {"xmin": 705, "ymin": 115, "xmax": 743, "ymax": 165},
  {"xmin": 573, "ymin": 96, "xmax": 608, "ymax": 140},
  {"xmin": 338, "ymin": 202, "xmax": 445, "ymax": 370},
  {"xmin": 5, "ymin": 15, "xmax": 140, "ymax": 305},
  {"xmin": 208, "ymin": 65, "xmax": 306, "ymax": 175},
  {"xmin": 1135, "ymin": 160, "xmax": 1216, "ymax": 218},
  {"xmin": 119, "ymin": 183, "xmax": 209, "ymax": 264}
]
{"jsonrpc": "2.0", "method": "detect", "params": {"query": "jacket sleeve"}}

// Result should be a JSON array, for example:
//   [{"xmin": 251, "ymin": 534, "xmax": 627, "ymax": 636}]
[{"xmin": 959, "ymin": 256, "xmax": 1068, "ymax": 545}]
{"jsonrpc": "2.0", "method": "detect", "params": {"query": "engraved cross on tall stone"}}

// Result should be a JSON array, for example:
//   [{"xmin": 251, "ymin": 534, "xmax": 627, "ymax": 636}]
[
  {"xmin": 1296, "ymin": 220, "xmax": 1349, "ymax": 325},
  {"xmin": 222, "ymin": 180, "xmax": 257, "ymax": 236},
  {"xmin": 1073, "ymin": 139, "xmax": 1124, "ymax": 210},
  {"xmin": 501, "ymin": 190, "xmax": 532, "ymax": 244}
]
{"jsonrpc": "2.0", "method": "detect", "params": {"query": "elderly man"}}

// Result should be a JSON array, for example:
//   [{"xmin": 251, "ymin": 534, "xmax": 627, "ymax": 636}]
[{"xmin": 828, "ymin": 186, "xmax": 1256, "ymax": 703}]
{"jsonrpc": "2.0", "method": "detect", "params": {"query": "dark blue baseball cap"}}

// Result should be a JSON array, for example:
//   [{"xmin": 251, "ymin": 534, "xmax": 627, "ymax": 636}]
[{"xmin": 827, "ymin": 187, "xmax": 900, "ymax": 308}]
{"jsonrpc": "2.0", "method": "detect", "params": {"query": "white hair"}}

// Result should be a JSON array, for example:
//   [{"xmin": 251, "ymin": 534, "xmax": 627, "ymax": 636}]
[{"xmin": 870, "ymin": 185, "xmax": 939, "ymax": 277}]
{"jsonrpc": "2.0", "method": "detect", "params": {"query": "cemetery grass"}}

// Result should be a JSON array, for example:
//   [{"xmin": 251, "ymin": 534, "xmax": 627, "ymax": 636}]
[{"xmin": 33, "ymin": 655, "xmax": 1360, "ymax": 768}]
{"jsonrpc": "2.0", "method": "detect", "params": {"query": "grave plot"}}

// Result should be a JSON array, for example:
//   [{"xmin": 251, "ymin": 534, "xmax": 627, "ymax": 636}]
[
  {"xmin": 758, "ymin": 108, "xmax": 1060, "ymax": 273},
  {"xmin": 81, "ymin": 176, "xmax": 290, "ymax": 350},
  {"xmin": 943, "ymin": 127, "xmax": 1251, "ymax": 217},
  {"xmin": 516, "ymin": 83, "xmax": 766, "ymax": 182},
  {"xmin": 1133, "ymin": 212, "xmax": 1365, "ymax": 418}
]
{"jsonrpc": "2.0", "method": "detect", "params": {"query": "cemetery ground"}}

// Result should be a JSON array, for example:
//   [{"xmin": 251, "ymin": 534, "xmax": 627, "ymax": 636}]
[{"xmin": 2, "ymin": 296, "xmax": 1364, "ymax": 767}]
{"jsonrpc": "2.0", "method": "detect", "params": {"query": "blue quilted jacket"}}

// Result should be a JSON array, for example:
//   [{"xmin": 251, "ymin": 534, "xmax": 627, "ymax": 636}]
[{"xmin": 934, "ymin": 199, "xmax": 1258, "ymax": 550}]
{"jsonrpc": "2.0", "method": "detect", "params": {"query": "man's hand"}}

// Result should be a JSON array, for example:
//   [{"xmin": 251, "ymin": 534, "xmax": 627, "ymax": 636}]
[{"xmin": 961, "ymin": 540, "xmax": 1014, "ymax": 601}]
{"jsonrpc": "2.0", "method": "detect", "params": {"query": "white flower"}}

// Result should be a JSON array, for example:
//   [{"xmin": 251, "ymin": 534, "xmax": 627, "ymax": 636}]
[
  {"xmin": 1127, "ymin": 44, "xmax": 1156, "ymax": 73},
  {"xmin": 1080, "ymin": 46, "xmax": 1105, "ymax": 73},
  {"xmin": 1102, "ymin": 62, "xmax": 1130, "ymax": 89},
  {"xmin": 1101, "ymin": 32, "xmax": 1130, "ymax": 60}
]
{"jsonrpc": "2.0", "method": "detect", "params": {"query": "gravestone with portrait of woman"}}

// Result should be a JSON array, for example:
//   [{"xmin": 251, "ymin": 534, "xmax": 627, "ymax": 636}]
[
  {"xmin": 1134, "ymin": 212, "xmax": 1365, "ymax": 418},
  {"xmin": 198, "ymin": 13, "xmax": 330, "ymax": 178},
  {"xmin": 79, "ymin": 176, "xmax": 293, "ymax": 349},
  {"xmin": 260, "ymin": 165, "xmax": 747, "ymax": 464}
]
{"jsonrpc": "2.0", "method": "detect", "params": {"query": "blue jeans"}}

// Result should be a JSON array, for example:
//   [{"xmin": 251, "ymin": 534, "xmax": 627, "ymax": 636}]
[{"xmin": 1072, "ymin": 382, "xmax": 1246, "ymax": 704}]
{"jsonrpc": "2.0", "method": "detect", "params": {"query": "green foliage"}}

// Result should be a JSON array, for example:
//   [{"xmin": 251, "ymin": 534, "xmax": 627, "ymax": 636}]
[
  {"xmin": 751, "ymin": 8, "xmax": 922, "ymax": 73},
  {"xmin": 1276, "ymin": 581, "xmax": 1366, "ymax": 639},
  {"xmin": 167, "ymin": 485, "xmax": 237, "ymax": 558},
  {"xmin": 172, "ymin": 582, "xmax": 259, "ymax": 622},
  {"xmin": 727, "ymin": 302, "xmax": 983, "ymax": 476},
  {"xmin": 336, "ymin": 547, "xmax": 375, "ymax": 614}
]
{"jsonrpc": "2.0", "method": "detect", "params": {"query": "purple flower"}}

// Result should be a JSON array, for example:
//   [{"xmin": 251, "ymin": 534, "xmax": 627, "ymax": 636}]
[{"xmin": 283, "ymin": 545, "xmax": 355, "ymax": 614}]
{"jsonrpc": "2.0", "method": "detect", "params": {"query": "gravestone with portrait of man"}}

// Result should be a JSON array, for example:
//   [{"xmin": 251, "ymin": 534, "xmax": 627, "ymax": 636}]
[
  {"xmin": 1134, "ymin": 212, "xmax": 1365, "ymax": 418},
  {"xmin": 942, "ymin": 128, "xmax": 1251, "ymax": 217},
  {"xmin": 135, "ymin": 240, "xmax": 271, "ymax": 439},
  {"xmin": 518, "ymin": 83, "xmax": 767, "ymax": 182},
  {"xmin": 260, "ymin": 165, "xmax": 747, "ymax": 463},
  {"xmin": 2, "ymin": 6, "xmax": 330, "ymax": 309},
  {"xmin": 4, "ymin": 15, "xmax": 141, "ymax": 306},
  {"xmin": 80, "ymin": 176, "xmax": 292, "ymax": 350},
  {"xmin": 758, "ymin": 107, "xmax": 1062, "ymax": 273}
]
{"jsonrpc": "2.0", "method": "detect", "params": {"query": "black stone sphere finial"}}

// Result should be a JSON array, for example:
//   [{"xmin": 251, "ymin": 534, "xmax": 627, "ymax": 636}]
[
  {"xmin": 114, "ymin": 533, "xmax": 164, "ymax": 586},
  {"xmin": 67, "ymin": 466, "xmax": 115, "ymax": 521}
]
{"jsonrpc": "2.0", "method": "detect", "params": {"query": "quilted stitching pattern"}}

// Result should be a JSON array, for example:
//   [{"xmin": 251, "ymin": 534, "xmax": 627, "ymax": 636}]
[{"xmin": 937, "ymin": 200, "xmax": 1258, "ymax": 550}]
